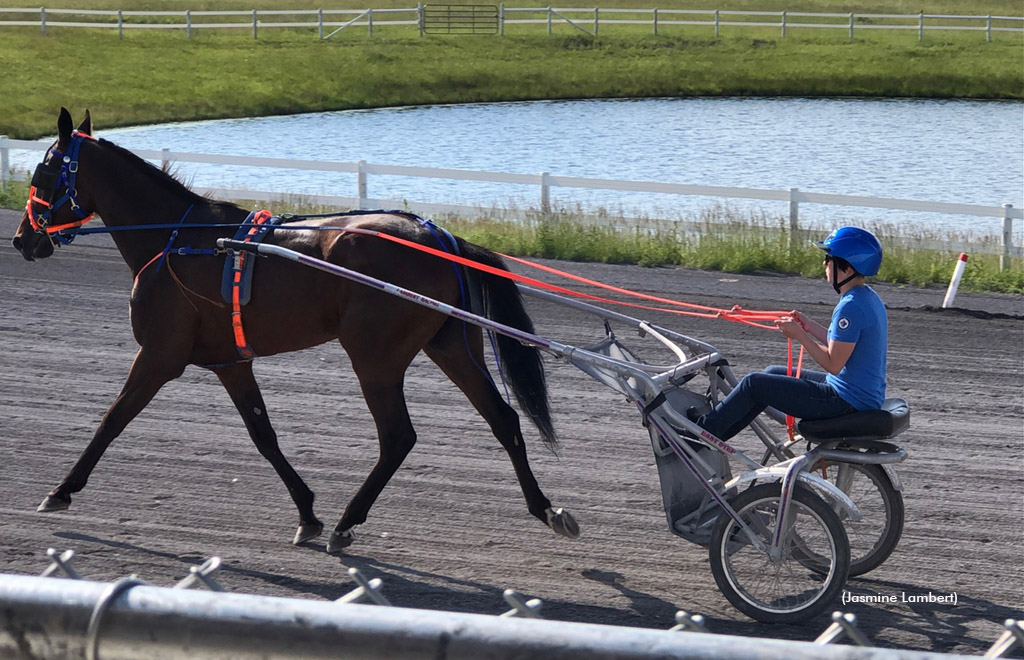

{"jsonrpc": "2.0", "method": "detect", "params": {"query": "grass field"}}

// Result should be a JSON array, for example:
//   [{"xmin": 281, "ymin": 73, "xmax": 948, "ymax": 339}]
[
  {"xmin": 1, "ymin": 28, "xmax": 1021, "ymax": 139},
  {"xmin": 0, "ymin": 0, "xmax": 1022, "ymax": 138}
]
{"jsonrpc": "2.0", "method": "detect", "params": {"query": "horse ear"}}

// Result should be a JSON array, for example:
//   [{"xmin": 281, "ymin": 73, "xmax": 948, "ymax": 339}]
[
  {"xmin": 77, "ymin": 109, "xmax": 92, "ymax": 136},
  {"xmin": 57, "ymin": 107, "xmax": 73, "ymax": 148}
]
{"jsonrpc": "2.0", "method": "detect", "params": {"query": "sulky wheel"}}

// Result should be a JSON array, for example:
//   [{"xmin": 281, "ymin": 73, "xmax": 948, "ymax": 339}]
[
  {"xmin": 813, "ymin": 461, "xmax": 904, "ymax": 576},
  {"xmin": 709, "ymin": 483, "xmax": 851, "ymax": 624}
]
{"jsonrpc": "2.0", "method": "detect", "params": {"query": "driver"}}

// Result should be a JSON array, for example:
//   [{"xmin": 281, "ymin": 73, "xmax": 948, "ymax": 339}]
[{"xmin": 690, "ymin": 226, "xmax": 887, "ymax": 440}]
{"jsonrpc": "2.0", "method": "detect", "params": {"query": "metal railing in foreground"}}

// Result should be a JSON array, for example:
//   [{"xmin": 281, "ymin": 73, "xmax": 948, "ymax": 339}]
[{"xmin": 0, "ymin": 548, "xmax": 1013, "ymax": 660}]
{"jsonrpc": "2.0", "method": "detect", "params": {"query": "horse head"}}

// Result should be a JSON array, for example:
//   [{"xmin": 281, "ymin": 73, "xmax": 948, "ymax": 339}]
[{"xmin": 13, "ymin": 107, "xmax": 95, "ymax": 261}]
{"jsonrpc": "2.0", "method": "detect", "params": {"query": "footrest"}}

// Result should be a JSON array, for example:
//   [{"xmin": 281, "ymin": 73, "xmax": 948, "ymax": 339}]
[
  {"xmin": 797, "ymin": 398, "xmax": 909, "ymax": 443},
  {"xmin": 816, "ymin": 441, "xmax": 907, "ymax": 465}
]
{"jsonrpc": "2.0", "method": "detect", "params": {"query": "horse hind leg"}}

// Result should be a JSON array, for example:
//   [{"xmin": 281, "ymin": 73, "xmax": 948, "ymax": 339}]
[
  {"xmin": 424, "ymin": 324, "xmax": 579, "ymax": 540},
  {"xmin": 326, "ymin": 365, "xmax": 418, "ymax": 556},
  {"xmin": 214, "ymin": 363, "xmax": 323, "ymax": 545}
]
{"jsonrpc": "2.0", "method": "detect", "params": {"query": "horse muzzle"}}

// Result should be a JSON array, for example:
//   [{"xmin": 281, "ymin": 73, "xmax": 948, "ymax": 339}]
[{"xmin": 12, "ymin": 227, "xmax": 55, "ymax": 261}]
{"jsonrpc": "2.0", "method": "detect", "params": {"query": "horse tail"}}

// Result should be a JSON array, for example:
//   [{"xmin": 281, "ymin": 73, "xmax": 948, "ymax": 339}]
[{"xmin": 457, "ymin": 240, "xmax": 558, "ymax": 451}]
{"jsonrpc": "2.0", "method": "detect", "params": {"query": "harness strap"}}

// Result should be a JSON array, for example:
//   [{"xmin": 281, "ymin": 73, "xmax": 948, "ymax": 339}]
[
  {"xmin": 640, "ymin": 391, "xmax": 668, "ymax": 425},
  {"xmin": 417, "ymin": 215, "xmax": 508, "ymax": 399},
  {"xmin": 134, "ymin": 205, "xmax": 208, "ymax": 283},
  {"xmin": 231, "ymin": 210, "xmax": 275, "ymax": 359},
  {"xmin": 155, "ymin": 204, "xmax": 194, "ymax": 273}
]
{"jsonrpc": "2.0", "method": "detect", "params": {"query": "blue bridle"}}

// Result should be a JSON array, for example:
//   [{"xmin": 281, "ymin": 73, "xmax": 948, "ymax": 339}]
[{"xmin": 27, "ymin": 131, "xmax": 95, "ymax": 244}]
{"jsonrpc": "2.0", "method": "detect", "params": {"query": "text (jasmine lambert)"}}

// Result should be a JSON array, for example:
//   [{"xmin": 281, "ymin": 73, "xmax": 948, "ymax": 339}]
[{"xmin": 842, "ymin": 591, "xmax": 958, "ymax": 605}]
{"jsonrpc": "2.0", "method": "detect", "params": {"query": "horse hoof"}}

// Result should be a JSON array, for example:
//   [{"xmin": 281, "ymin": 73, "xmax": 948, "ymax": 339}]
[
  {"xmin": 326, "ymin": 529, "xmax": 356, "ymax": 556},
  {"xmin": 545, "ymin": 507, "xmax": 580, "ymax": 539},
  {"xmin": 37, "ymin": 494, "xmax": 71, "ymax": 513},
  {"xmin": 293, "ymin": 521, "xmax": 324, "ymax": 545}
]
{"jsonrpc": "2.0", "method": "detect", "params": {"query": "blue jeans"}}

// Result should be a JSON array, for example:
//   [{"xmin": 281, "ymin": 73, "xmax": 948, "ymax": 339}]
[{"xmin": 697, "ymin": 365, "xmax": 856, "ymax": 441}]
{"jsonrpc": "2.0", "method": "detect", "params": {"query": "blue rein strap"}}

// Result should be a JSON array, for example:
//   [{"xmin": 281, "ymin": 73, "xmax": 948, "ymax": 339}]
[
  {"xmin": 54, "ymin": 208, "xmax": 512, "ymax": 398},
  {"xmin": 52, "ymin": 207, "xmax": 514, "ymax": 396},
  {"xmin": 70, "ymin": 221, "xmax": 240, "ymax": 235}
]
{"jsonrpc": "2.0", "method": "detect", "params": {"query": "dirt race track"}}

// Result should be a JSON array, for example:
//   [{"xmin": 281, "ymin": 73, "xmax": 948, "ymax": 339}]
[{"xmin": 1, "ymin": 208, "xmax": 1022, "ymax": 656}]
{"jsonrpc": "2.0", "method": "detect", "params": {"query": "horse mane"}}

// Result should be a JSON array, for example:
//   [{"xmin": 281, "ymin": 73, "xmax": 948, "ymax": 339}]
[{"xmin": 98, "ymin": 138, "xmax": 214, "ymax": 205}]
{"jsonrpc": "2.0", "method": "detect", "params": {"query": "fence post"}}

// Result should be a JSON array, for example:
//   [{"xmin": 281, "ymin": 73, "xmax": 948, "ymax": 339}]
[
  {"xmin": 174, "ymin": 557, "xmax": 226, "ymax": 592},
  {"xmin": 918, "ymin": 11, "xmax": 924, "ymax": 40},
  {"xmin": 417, "ymin": 3, "xmax": 423, "ymax": 37},
  {"xmin": 1002, "ymin": 204, "xmax": 1014, "ymax": 271},
  {"xmin": 653, "ymin": 8, "xmax": 658, "ymax": 35},
  {"xmin": 186, "ymin": 10, "xmax": 192, "ymax": 38},
  {"xmin": 368, "ymin": 8, "xmax": 373, "ymax": 36},
  {"xmin": 815, "ymin": 612, "xmax": 872, "ymax": 647},
  {"xmin": 540, "ymin": 171, "xmax": 551, "ymax": 215},
  {"xmin": 986, "ymin": 15, "xmax": 992, "ymax": 42},
  {"xmin": 500, "ymin": 589, "xmax": 543, "ymax": 618},
  {"xmin": 161, "ymin": 148, "xmax": 171, "ymax": 172},
  {"xmin": 594, "ymin": 8, "xmax": 598, "ymax": 35},
  {"xmin": 781, "ymin": 10, "xmax": 786, "ymax": 37},
  {"xmin": 547, "ymin": 7, "xmax": 552, "ymax": 35},
  {"xmin": 714, "ymin": 9, "xmax": 719, "ymax": 37},
  {"xmin": 0, "ymin": 135, "xmax": 9, "ymax": 191},
  {"xmin": 40, "ymin": 548, "xmax": 82, "ymax": 580},
  {"xmin": 253, "ymin": 9, "xmax": 258, "ymax": 39},
  {"xmin": 669, "ymin": 611, "xmax": 708, "ymax": 633},
  {"xmin": 849, "ymin": 12, "xmax": 854, "ymax": 39},
  {"xmin": 986, "ymin": 620, "xmax": 1024, "ymax": 658},
  {"xmin": 318, "ymin": 8, "xmax": 323, "ymax": 39},
  {"xmin": 41, "ymin": 7, "xmax": 46, "ymax": 35},
  {"xmin": 357, "ymin": 160, "xmax": 368, "ymax": 209},
  {"xmin": 499, "ymin": 3, "xmax": 504, "ymax": 35},
  {"xmin": 788, "ymin": 187, "xmax": 800, "ymax": 253},
  {"xmin": 118, "ymin": 10, "xmax": 123, "ymax": 39}
]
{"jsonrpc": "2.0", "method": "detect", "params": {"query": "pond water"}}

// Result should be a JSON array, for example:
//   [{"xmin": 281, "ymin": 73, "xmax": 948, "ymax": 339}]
[{"xmin": 12, "ymin": 97, "xmax": 1024, "ymax": 240}]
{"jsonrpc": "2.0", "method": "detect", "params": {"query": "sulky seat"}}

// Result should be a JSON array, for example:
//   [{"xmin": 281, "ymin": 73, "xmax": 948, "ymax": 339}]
[{"xmin": 797, "ymin": 397, "xmax": 909, "ymax": 446}]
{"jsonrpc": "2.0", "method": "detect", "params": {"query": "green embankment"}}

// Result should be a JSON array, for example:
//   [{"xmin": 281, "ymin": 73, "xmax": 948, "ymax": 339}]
[{"xmin": 1, "ymin": 8, "xmax": 1021, "ymax": 139}]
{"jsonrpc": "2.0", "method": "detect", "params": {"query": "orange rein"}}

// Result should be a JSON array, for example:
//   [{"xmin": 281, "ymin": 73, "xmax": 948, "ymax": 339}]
[{"xmin": 335, "ymin": 224, "xmax": 808, "ymax": 432}]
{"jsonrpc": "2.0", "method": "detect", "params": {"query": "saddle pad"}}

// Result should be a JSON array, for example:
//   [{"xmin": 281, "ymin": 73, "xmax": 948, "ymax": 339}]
[{"xmin": 220, "ymin": 211, "xmax": 283, "ymax": 305}]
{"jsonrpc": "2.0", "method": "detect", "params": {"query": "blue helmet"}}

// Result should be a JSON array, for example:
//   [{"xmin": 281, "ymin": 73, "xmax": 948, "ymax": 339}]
[{"xmin": 814, "ymin": 227, "xmax": 883, "ymax": 276}]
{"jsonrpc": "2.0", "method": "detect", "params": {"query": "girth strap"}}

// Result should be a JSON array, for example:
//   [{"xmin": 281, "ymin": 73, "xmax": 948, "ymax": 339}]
[{"xmin": 227, "ymin": 210, "xmax": 276, "ymax": 359}]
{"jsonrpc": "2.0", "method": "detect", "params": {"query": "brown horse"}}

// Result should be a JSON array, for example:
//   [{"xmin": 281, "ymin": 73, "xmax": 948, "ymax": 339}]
[{"xmin": 12, "ymin": 108, "xmax": 579, "ymax": 554}]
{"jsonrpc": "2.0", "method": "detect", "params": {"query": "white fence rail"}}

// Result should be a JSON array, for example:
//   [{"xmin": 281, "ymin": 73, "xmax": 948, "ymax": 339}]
[
  {"xmin": 2, "ymin": 136, "xmax": 1020, "ymax": 265},
  {"xmin": 0, "ymin": 572, "xmax": 984, "ymax": 660},
  {"xmin": 0, "ymin": 5, "xmax": 1020, "ymax": 40}
]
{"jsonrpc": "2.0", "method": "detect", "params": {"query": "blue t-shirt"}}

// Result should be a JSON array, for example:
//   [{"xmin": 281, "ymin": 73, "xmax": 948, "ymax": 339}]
[{"xmin": 825, "ymin": 285, "xmax": 887, "ymax": 410}]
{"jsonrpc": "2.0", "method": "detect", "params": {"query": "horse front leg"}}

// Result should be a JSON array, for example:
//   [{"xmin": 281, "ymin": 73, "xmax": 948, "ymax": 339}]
[
  {"xmin": 213, "ymin": 362, "xmax": 322, "ymax": 545},
  {"xmin": 327, "ymin": 377, "xmax": 417, "ymax": 556},
  {"xmin": 38, "ymin": 348, "xmax": 182, "ymax": 512}
]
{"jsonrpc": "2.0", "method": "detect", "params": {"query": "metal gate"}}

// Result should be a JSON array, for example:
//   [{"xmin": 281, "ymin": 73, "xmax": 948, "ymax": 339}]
[{"xmin": 422, "ymin": 4, "xmax": 499, "ymax": 34}]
